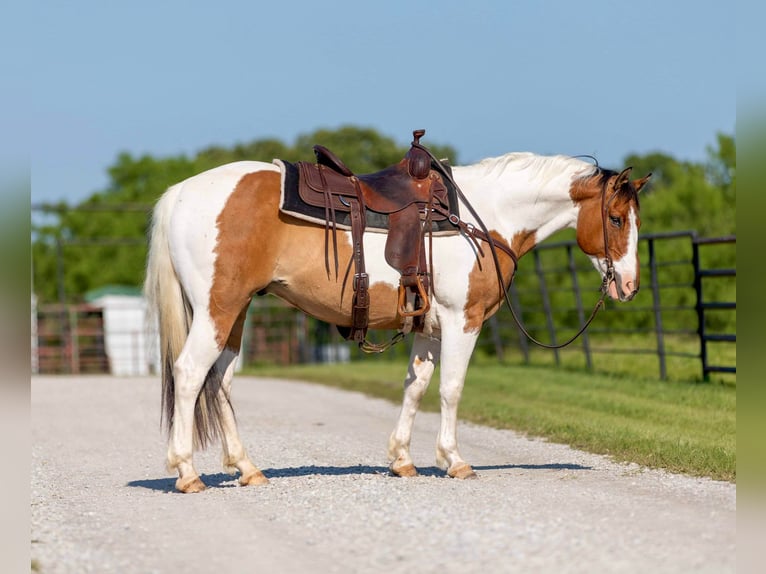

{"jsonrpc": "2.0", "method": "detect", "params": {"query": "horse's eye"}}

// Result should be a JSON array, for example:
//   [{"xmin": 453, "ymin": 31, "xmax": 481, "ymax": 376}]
[{"xmin": 609, "ymin": 215, "xmax": 622, "ymax": 228}]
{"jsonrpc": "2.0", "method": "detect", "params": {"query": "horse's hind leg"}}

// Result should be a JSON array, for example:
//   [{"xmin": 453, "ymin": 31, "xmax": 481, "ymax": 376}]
[
  {"xmin": 387, "ymin": 334, "xmax": 440, "ymax": 477},
  {"xmin": 217, "ymin": 308, "xmax": 269, "ymax": 487},
  {"xmin": 168, "ymin": 317, "xmax": 223, "ymax": 493},
  {"xmin": 214, "ymin": 351, "xmax": 269, "ymax": 486}
]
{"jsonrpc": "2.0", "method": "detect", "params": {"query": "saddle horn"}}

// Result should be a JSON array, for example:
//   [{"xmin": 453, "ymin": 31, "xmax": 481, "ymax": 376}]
[{"xmin": 406, "ymin": 129, "xmax": 430, "ymax": 179}]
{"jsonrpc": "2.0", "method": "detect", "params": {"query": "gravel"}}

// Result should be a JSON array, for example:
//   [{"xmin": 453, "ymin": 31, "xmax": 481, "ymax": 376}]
[{"xmin": 31, "ymin": 375, "xmax": 735, "ymax": 573}]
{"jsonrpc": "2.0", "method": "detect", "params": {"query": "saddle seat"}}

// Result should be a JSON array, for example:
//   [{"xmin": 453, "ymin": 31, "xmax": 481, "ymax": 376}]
[
  {"xmin": 304, "ymin": 133, "xmax": 450, "ymax": 216},
  {"xmin": 294, "ymin": 130, "xmax": 453, "ymax": 345}
]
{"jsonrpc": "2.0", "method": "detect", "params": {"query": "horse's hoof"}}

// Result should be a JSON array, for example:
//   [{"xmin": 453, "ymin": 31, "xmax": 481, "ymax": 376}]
[
  {"xmin": 390, "ymin": 463, "xmax": 419, "ymax": 477},
  {"xmin": 448, "ymin": 463, "xmax": 478, "ymax": 480},
  {"xmin": 239, "ymin": 470, "xmax": 270, "ymax": 486},
  {"xmin": 176, "ymin": 476, "xmax": 206, "ymax": 493}
]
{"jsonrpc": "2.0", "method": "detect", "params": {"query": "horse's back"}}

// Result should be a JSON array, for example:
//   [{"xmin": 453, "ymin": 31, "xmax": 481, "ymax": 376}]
[
  {"xmin": 166, "ymin": 160, "xmax": 279, "ymax": 234},
  {"xmin": 171, "ymin": 161, "xmax": 277, "ymax": 202}
]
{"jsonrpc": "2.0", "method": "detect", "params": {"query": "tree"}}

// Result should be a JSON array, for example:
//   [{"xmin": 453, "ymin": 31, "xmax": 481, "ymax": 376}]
[{"xmin": 624, "ymin": 133, "xmax": 735, "ymax": 237}]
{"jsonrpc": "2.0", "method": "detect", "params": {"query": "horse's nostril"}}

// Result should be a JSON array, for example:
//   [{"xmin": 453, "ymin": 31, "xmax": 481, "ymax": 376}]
[{"xmin": 623, "ymin": 287, "xmax": 639, "ymax": 302}]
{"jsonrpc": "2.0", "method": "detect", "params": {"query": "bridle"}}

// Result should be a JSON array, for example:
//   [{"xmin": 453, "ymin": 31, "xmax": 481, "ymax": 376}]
[
  {"xmin": 599, "ymin": 179, "xmax": 619, "ymax": 299},
  {"xmin": 420, "ymin": 144, "xmax": 621, "ymax": 350}
]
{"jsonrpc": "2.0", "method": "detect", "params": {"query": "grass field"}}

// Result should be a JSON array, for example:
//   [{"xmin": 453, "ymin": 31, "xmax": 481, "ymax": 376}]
[
  {"xmin": 525, "ymin": 332, "xmax": 736, "ymax": 383},
  {"xmin": 244, "ymin": 357, "xmax": 736, "ymax": 482}
]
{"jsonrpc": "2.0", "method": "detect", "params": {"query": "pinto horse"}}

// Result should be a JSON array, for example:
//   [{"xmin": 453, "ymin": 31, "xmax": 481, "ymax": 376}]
[{"xmin": 144, "ymin": 150, "xmax": 649, "ymax": 493}]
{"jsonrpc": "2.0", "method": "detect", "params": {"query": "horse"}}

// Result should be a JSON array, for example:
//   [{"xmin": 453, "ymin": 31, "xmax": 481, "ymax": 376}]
[{"xmin": 144, "ymin": 148, "xmax": 650, "ymax": 493}]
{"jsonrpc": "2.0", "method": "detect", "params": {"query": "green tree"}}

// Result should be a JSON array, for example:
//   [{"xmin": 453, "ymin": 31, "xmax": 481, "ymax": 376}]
[{"xmin": 625, "ymin": 133, "xmax": 735, "ymax": 236}]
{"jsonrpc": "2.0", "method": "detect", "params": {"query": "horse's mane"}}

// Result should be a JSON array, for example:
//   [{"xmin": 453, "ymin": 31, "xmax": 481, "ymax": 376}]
[
  {"xmin": 471, "ymin": 152, "xmax": 599, "ymax": 185},
  {"xmin": 463, "ymin": 152, "xmax": 645, "ymax": 205}
]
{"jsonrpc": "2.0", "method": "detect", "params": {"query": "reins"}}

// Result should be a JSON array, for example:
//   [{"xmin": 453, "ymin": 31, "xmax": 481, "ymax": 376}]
[
  {"xmin": 415, "ymin": 142, "xmax": 616, "ymax": 350},
  {"xmin": 499, "ymin": 179, "xmax": 616, "ymax": 349}
]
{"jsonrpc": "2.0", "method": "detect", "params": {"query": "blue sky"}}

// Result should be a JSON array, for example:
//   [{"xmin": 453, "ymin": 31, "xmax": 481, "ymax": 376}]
[{"xmin": 22, "ymin": 0, "xmax": 736, "ymax": 205}]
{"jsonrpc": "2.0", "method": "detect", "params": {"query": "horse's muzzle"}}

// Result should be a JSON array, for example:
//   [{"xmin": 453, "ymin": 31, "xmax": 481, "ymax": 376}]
[{"xmin": 609, "ymin": 276, "xmax": 638, "ymax": 302}]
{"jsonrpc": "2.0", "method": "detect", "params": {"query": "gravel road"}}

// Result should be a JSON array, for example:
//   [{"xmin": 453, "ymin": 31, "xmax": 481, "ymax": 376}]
[{"xmin": 31, "ymin": 375, "xmax": 735, "ymax": 573}]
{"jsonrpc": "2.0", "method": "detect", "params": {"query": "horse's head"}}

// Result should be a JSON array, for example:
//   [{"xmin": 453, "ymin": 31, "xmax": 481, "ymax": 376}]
[{"xmin": 571, "ymin": 167, "xmax": 651, "ymax": 302}]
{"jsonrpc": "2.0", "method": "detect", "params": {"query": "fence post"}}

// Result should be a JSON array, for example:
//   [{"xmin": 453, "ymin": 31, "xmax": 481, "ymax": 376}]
[
  {"xmin": 534, "ymin": 250, "xmax": 559, "ymax": 365},
  {"xmin": 567, "ymin": 244, "xmax": 591, "ymax": 370},
  {"xmin": 691, "ymin": 234, "xmax": 708, "ymax": 381},
  {"xmin": 69, "ymin": 306, "xmax": 80, "ymax": 374},
  {"xmin": 510, "ymin": 283, "xmax": 530, "ymax": 363},
  {"xmin": 55, "ymin": 238, "xmax": 70, "ymax": 373},
  {"xmin": 647, "ymin": 238, "xmax": 667, "ymax": 380},
  {"xmin": 487, "ymin": 315, "xmax": 505, "ymax": 362}
]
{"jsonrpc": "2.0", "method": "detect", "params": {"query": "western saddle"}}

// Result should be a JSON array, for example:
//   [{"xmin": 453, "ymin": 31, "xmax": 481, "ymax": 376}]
[{"xmin": 295, "ymin": 130, "xmax": 455, "ymax": 348}]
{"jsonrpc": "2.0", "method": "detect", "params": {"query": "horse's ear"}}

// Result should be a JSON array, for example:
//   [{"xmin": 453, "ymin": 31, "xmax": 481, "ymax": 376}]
[
  {"xmin": 614, "ymin": 167, "xmax": 633, "ymax": 190},
  {"xmin": 633, "ymin": 173, "xmax": 652, "ymax": 194}
]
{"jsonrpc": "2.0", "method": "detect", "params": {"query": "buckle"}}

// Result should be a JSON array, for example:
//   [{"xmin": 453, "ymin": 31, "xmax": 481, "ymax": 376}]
[
  {"xmin": 601, "ymin": 263, "xmax": 615, "ymax": 294},
  {"xmin": 353, "ymin": 273, "xmax": 369, "ymax": 291}
]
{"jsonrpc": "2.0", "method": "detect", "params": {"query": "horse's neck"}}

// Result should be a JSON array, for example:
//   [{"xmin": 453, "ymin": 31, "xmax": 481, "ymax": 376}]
[{"xmin": 452, "ymin": 155, "xmax": 583, "ymax": 251}]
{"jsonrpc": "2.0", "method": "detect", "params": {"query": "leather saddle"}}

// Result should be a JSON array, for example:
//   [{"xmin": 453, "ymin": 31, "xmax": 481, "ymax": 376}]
[{"xmin": 294, "ymin": 130, "xmax": 454, "ymax": 346}]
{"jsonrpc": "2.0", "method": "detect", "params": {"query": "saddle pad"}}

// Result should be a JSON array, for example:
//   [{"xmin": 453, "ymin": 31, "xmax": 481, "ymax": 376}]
[{"xmin": 275, "ymin": 159, "xmax": 460, "ymax": 235}]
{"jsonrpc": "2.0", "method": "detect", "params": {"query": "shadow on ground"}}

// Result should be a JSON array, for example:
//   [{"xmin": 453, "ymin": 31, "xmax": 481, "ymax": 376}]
[{"xmin": 126, "ymin": 462, "xmax": 591, "ymax": 492}]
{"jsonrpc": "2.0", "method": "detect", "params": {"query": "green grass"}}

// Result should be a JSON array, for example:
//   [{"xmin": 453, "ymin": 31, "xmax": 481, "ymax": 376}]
[
  {"xmin": 244, "ymin": 358, "xmax": 736, "ymax": 482},
  {"xmin": 478, "ymin": 332, "xmax": 737, "ymax": 385}
]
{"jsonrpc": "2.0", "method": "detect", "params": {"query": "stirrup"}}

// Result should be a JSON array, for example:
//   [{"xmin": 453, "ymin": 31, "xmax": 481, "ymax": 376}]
[{"xmin": 397, "ymin": 278, "xmax": 430, "ymax": 318}]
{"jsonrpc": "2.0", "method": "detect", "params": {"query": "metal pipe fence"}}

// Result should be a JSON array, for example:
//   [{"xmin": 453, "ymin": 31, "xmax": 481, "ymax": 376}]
[
  {"xmin": 32, "ymin": 230, "xmax": 735, "ymax": 382},
  {"xmin": 479, "ymin": 231, "xmax": 735, "ymax": 381}
]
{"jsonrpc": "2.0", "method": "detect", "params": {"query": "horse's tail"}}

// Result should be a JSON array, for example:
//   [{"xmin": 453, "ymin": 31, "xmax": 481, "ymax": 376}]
[
  {"xmin": 145, "ymin": 185, "xmax": 225, "ymax": 451},
  {"xmin": 145, "ymin": 184, "xmax": 193, "ymax": 440}
]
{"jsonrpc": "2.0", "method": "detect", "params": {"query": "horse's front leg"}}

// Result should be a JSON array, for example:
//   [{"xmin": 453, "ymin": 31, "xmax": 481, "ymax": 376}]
[
  {"xmin": 435, "ymin": 323, "xmax": 480, "ymax": 479},
  {"xmin": 387, "ymin": 334, "xmax": 440, "ymax": 477},
  {"xmin": 217, "ymin": 349, "xmax": 270, "ymax": 487}
]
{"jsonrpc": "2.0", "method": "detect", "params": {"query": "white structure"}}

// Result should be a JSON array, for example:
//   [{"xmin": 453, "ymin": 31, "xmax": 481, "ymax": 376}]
[{"xmin": 87, "ymin": 293, "xmax": 160, "ymax": 376}]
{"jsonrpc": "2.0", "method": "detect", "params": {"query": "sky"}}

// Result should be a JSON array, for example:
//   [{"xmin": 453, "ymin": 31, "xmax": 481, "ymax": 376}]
[{"xmin": 19, "ymin": 0, "xmax": 737, "ymax": 205}]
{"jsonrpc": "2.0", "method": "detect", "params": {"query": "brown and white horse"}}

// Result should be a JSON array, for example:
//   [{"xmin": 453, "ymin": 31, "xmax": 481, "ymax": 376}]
[{"xmin": 144, "ymin": 151, "xmax": 649, "ymax": 493}]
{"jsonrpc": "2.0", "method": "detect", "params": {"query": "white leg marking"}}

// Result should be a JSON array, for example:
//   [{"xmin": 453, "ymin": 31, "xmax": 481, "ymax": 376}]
[
  {"xmin": 435, "ymin": 322, "xmax": 480, "ymax": 478},
  {"xmin": 216, "ymin": 349, "xmax": 268, "ymax": 486},
  {"xmin": 167, "ymin": 316, "xmax": 221, "ymax": 492},
  {"xmin": 387, "ymin": 335, "xmax": 440, "ymax": 476}
]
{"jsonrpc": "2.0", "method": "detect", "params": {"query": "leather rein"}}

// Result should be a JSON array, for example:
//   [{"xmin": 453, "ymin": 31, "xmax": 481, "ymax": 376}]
[{"xmin": 417, "ymin": 143, "xmax": 617, "ymax": 350}]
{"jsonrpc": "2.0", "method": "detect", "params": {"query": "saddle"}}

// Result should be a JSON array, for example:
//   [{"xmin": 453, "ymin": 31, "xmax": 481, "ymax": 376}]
[{"xmin": 294, "ymin": 130, "xmax": 455, "ymax": 347}]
